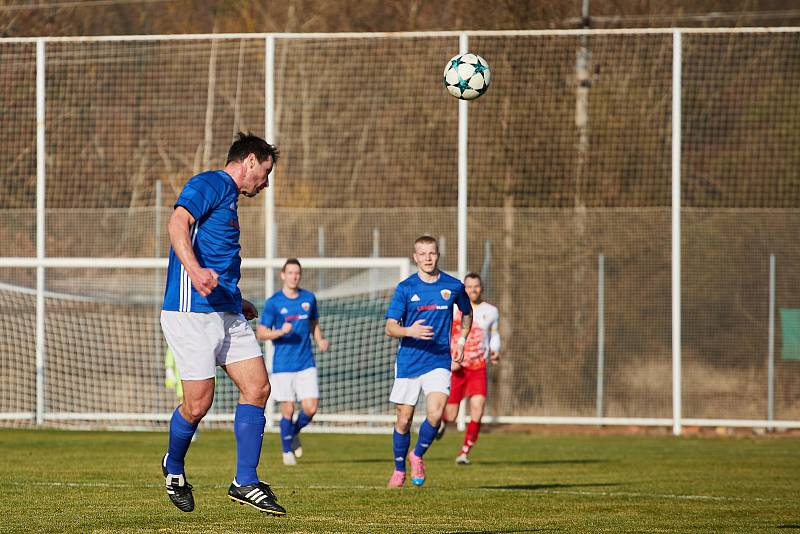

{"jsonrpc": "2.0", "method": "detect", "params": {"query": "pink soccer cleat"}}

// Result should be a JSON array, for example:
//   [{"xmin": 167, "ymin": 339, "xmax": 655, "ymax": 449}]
[
  {"xmin": 387, "ymin": 470, "xmax": 406, "ymax": 488},
  {"xmin": 409, "ymin": 451, "xmax": 426, "ymax": 486}
]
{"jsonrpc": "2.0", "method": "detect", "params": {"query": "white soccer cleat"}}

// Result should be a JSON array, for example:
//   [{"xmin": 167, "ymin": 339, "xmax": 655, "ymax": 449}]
[
  {"xmin": 282, "ymin": 451, "xmax": 297, "ymax": 466},
  {"xmin": 455, "ymin": 453, "xmax": 471, "ymax": 465}
]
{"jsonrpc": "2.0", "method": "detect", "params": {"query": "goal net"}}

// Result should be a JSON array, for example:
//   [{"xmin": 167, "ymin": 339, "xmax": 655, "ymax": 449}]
[{"xmin": 0, "ymin": 258, "xmax": 410, "ymax": 431}]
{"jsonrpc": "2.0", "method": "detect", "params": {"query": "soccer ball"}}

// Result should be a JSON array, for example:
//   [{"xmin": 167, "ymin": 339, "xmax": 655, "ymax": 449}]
[{"xmin": 443, "ymin": 53, "xmax": 491, "ymax": 100}]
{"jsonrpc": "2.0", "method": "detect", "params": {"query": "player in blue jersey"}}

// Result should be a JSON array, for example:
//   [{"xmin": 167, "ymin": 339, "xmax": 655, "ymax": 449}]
[
  {"xmin": 256, "ymin": 258, "xmax": 330, "ymax": 466},
  {"xmin": 159, "ymin": 132, "xmax": 285, "ymax": 516},
  {"xmin": 384, "ymin": 235, "xmax": 473, "ymax": 488}
]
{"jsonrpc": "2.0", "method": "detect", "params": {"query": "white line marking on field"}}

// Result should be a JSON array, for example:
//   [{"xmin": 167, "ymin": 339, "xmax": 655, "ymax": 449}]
[{"xmin": 0, "ymin": 481, "xmax": 788, "ymax": 503}]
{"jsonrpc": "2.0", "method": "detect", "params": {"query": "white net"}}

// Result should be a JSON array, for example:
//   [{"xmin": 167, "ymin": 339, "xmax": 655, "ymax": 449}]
[
  {"xmin": 0, "ymin": 262, "xmax": 407, "ymax": 428},
  {"xmin": 681, "ymin": 31, "xmax": 800, "ymax": 421},
  {"xmin": 466, "ymin": 32, "xmax": 674, "ymax": 419},
  {"xmin": 0, "ymin": 272, "xmax": 37, "ymax": 420}
]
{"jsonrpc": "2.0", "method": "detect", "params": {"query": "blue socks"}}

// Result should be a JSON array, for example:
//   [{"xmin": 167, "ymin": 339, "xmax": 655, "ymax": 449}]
[
  {"xmin": 166, "ymin": 406, "xmax": 198, "ymax": 475},
  {"xmin": 280, "ymin": 410, "xmax": 313, "ymax": 454},
  {"xmin": 279, "ymin": 417, "xmax": 294, "ymax": 453},
  {"xmin": 393, "ymin": 430, "xmax": 411, "ymax": 472},
  {"xmin": 393, "ymin": 420, "xmax": 439, "ymax": 471},
  {"xmin": 413, "ymin": 419, "xmax": 440, "ymax": 458},
  {"xmin": 233, "ymin": 404, "xmax": 266, "ymax": 485},
  {"xmin": 293, "ymin": 410, "xmax": 314, "ymax": 435}
]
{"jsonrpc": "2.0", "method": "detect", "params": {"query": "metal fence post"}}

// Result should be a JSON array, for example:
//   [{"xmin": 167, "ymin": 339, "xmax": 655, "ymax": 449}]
[
  {"xmin": 35, "ymin": 38, "xmax": 46, "ymax": 426},
  {"xmin": 264, "ymin": 35, "xmax": 276, "ymax": 429},
  {"xmin": 768, "ymin": 254, "xmax": 775, "ymax": 429},
  {"xmin": 671, "ymin": 30, "xmax": 683, "ymax": 436},
  {"xmin": 597, "ymin": 254, "xmax": 605, "ymax": 421}
]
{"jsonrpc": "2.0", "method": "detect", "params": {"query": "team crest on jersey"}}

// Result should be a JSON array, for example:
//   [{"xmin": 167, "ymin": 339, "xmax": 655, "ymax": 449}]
[
  {"xmin": 301, "ymin": 302, "xmax": 310, "ymax": 311},
  {"xmin": 410, "ymin": 294, "xmax": 420, "ymax": 302},
  {"xmin": 440, "ymin": 289, "xmax": 451, "ymax": 300},
  {"xmin": 280, "ymin": 307, "xmax": 288, "ymax": 314}
]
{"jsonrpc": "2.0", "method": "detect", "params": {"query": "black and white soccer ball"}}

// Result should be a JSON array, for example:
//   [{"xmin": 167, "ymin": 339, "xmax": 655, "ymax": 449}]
[{"xmin": 443, "ymin": 53, "xmax": 491, "ymax": 100}]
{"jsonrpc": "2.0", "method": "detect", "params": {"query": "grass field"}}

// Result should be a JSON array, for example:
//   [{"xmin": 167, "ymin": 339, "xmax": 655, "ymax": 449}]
[{"xmin": 0, "ymin": 427, "xmax": 797, "ymax": 533}]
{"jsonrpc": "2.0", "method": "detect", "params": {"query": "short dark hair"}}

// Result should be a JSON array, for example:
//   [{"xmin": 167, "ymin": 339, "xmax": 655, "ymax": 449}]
[
  {"xmin": 226, "ymin": 132, "xmax": 279, "ymax": 166},
  {"xmin": 464, "ymin": 272, "xmax": 482, "ymax": 283},
  {"xmin": 282, "ymin": 258, "xmax": 301, "ymax": 272}
]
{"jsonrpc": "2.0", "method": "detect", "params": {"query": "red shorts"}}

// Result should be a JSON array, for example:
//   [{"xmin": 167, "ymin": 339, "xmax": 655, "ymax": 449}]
[{"xmin": 447, "ymin": 366, "xmax": 487, "ymax": 404}]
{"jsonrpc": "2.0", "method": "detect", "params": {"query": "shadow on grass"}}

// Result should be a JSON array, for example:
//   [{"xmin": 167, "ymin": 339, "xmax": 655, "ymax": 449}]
[
  {"xmin": 312, "ymin": 458, "xmax": 390, "ymax": 464},
  {"xmin": 301, "ymin": 458, "xmax": 605, "ymax": 466},
  {"xmin": 477, "ymin": 459, "xmax": 606, "ymax": 466},
  {"xmin": 444, "ymin": 529, "xmax": 561, "ymax": 533},
  {"xmin": 777, "ymin": 525, "xmax": 800, "ymax": 529},
  {"xmin": 480, "ymin": 482, "xmax": 621, "ymax": 491}
]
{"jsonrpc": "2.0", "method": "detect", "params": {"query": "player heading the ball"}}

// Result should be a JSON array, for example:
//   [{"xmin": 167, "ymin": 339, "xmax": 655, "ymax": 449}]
[{"xmin": 160, "ymin": 132, "xmax": 285, "ymax": 516}]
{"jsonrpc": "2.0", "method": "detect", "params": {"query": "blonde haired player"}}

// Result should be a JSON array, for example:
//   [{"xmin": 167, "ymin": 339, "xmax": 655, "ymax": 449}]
[
  {"xmin": 438, "ymin": 272, "xmax": 500, "ymax": 464},
  {"xmin": 384, "ymin": 235, "xmax": 472, "ymax": 487}
]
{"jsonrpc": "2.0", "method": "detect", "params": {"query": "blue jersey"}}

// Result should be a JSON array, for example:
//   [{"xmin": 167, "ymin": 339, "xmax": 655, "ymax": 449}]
[
  {"xmin": 386, "ymin": 271, "xmax": 472, "ymax": 378},
  {"xmin": 260, "ymin": 289, "xmax": 319, "ymax": 373},
  {"xmin": 162, "ymin": 170, "xmax": 242, "ymax": 313}
]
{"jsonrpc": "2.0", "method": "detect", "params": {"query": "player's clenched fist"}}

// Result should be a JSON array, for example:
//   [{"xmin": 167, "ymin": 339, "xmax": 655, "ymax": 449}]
[
  {"xmin": 191, "ymin": 268, "xmax": 219, "ymax": 297},
  {"xmin": 242, "ymin": 299, "xmax": 258, "ymax": 321}
]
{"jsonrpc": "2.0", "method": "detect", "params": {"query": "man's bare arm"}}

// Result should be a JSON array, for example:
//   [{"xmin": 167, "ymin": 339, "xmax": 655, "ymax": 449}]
[
  {"xmin": 452, "ymin": 312, "xmax": 473, "ymax": 363},
  {"xmin": 311, "ymin": 319, "xmax": 330, "ymax": 351},
  {"xmin": 459, "ymin": 313, "xmax": 473, "ymax": 342},
  {"xmin": 255, "ymin": 323, "xmax": 292, "ymax": 341},
  {"xmin": 385, "ymin": 318, "xmax": 433, "ymax": 340},
  {"xmin": 167, "ymin": 206, "xmax": 218, "ymax": 297}
]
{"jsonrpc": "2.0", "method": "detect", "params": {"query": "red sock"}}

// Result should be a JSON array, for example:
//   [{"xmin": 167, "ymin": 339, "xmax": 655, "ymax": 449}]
[{"xmin": 460, "ymin": 420, "xmax": 481, "ymax": 455}]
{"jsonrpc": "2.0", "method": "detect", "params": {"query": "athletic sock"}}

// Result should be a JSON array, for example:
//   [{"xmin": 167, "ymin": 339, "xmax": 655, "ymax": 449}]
[
  {"xmin": 461, "ymin": 420, "xmax": 482, "ymax": 455},
  {"xmin": 293, "ymin": 410, "xmax": 314, "ymax": 435},
  {"xmin": 413, "ymin": 419, "xmax": 440, "ymax": 458},
  {"xmin": 279, "ymin": 417, "xmax": 294, "ymax": 453},
  {"xmin": 233, "ymin": 404, "xmax": 266, "ymax": 485},
  {"xmin": 392, "ymin": 430, "xmax": 410, "ymax": 472},
  {"xmin": 166, "ymin": 406, "xmax": 198, "ymax": 475}
]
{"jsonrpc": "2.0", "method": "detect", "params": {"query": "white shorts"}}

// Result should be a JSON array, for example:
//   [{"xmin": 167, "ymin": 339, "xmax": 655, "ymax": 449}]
[
  {"xmin": 270, "ymin": 367, "xmax": 319, "ymax": 402},
  {"xmin": 389, "ymin": 367, "xmax": 451, "ymax": 406},
  {"xmin": 160, "ymin": 311, "xmax": 262, "ymax": 380}
]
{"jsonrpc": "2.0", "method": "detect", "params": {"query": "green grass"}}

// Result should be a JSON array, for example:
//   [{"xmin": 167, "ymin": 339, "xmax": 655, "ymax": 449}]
[{"xmin": 0, "ymin": 427, "xmax": 797, "ymax": 533}]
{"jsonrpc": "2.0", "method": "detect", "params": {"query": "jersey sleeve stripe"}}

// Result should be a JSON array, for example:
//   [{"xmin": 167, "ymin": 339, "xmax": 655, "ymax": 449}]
[{"xmin": 180, "ymin": 263, "xmax": 186, "ymax": 311}]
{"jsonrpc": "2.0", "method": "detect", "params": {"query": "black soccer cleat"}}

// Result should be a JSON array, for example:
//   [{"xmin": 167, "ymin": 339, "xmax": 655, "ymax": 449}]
[
  {"xmin": 228, "ymin": 480, "xmax": 286, "ymax": 516},
  {"xmin": 162, "ymin": 453, "xmax": 195, "ymax": 512}
]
